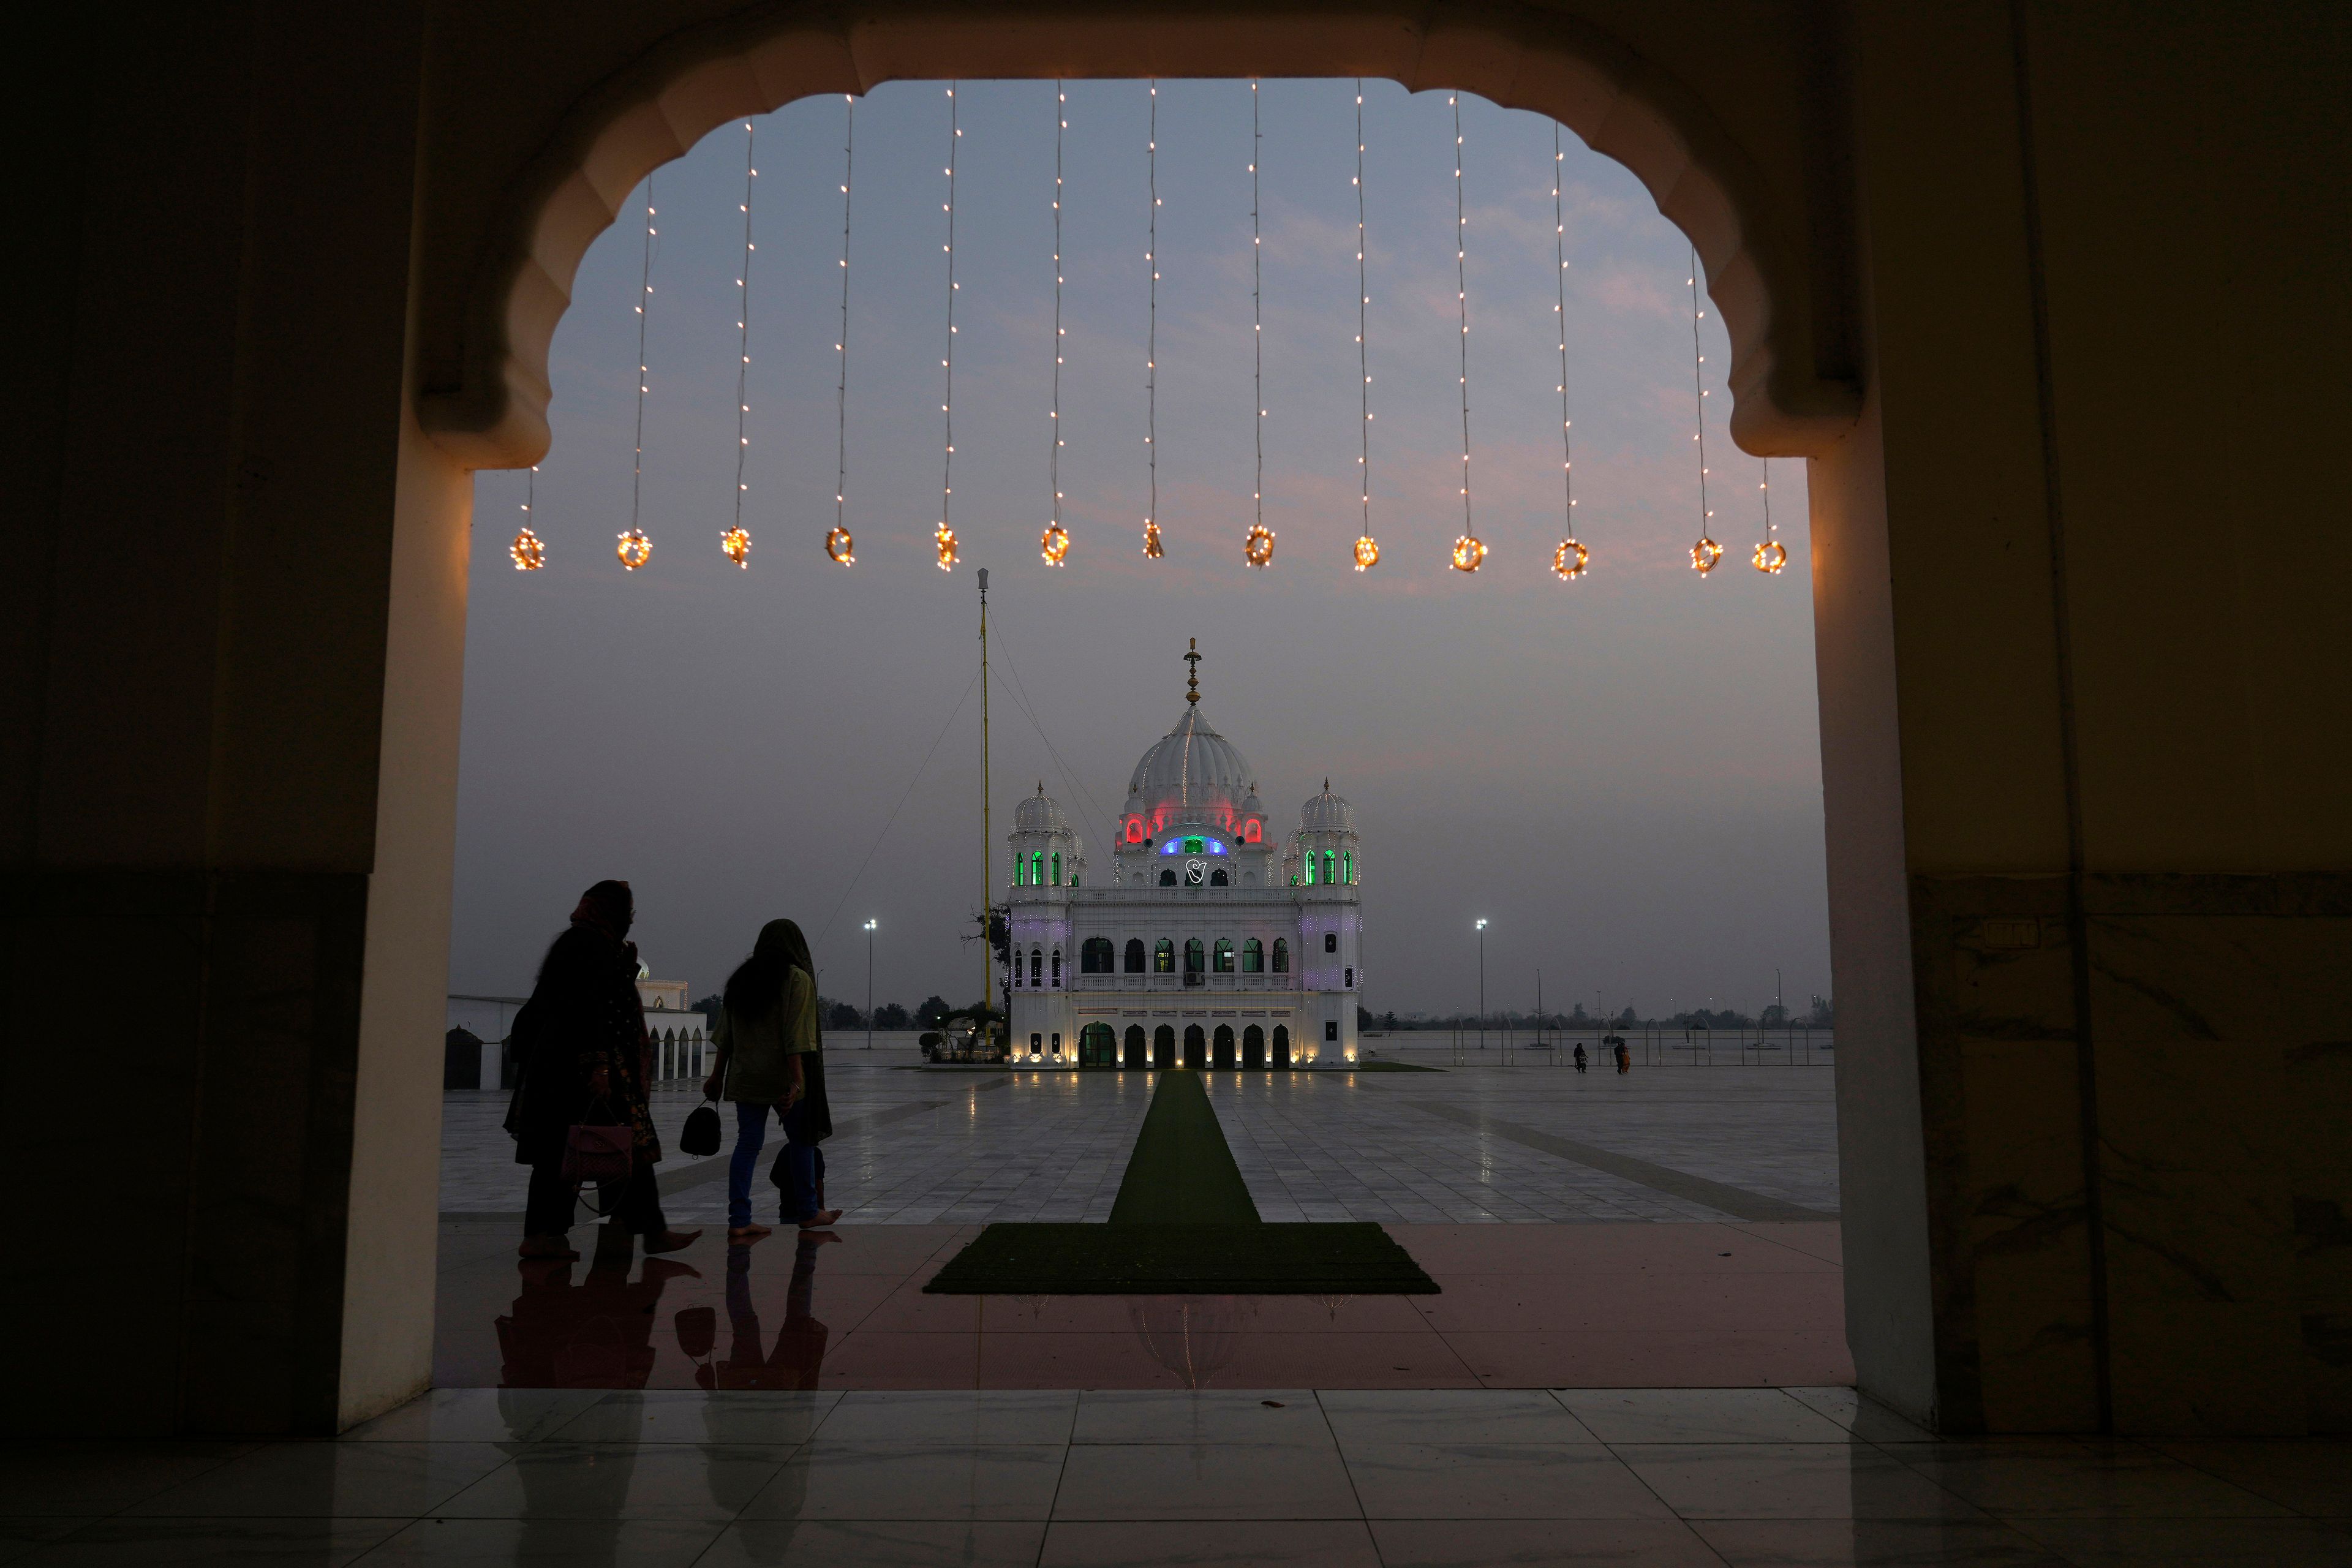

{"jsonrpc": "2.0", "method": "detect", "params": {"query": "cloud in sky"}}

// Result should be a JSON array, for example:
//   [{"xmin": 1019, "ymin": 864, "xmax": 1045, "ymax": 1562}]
[{"xmin": 453, "ymin": 79, "xmax": 1826, "ymax": 1022}]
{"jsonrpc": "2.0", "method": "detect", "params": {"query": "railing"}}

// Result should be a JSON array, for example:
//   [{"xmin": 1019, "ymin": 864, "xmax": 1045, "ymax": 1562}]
[
  {"xmin": 1359, "ymin": 1026, "xmax": 1837, "ymax": 1068},
  {"xmin": 1060, "ymin": 971, "xmax": 1293, "ymax": 993}
]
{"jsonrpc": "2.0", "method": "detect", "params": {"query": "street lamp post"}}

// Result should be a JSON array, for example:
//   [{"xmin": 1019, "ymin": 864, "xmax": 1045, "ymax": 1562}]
[
  {"xmin": 1474, "ymin": 919, "xmax": 1488, "ymax": 1051},
  {"xmin": 864, "ymin": 919, "xmax": 878, "ymax": 1051}
]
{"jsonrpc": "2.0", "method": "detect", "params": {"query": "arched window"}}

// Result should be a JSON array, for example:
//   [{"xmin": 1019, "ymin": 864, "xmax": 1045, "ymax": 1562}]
[
  {"xmin": 1242, "ymin": 938, "xmax": 1263, "ymax": 973},
  {"xmin": 1015, "ymin": 854, "xmax": 1027, "ymax": 886},
  {"xmin": 1123, "ymin": 938, "xmax": 1145, "ymax": 973},
  {"xmin": 1323, "ymin": 850, "xmax": 1336, "ymax": 885},
  {"xmin": 1184, "ymin": 837, "xmax": 1204, "ymax": 854},
  {"xmin": 1050, "ymin": 948, "xmax": 1062, "ymax": 987},
  {"xmin": 1244, "ymin": 819, "xmax": 1261, "ymax": 843},
  {"xmin": 1052, "ymin": 851, "xmax": 1061, "ymax": 886},
  {"xmin": 1302, "ymin": 851, "xmax": 1316, "ymax": 886},
  {"xmin": 1031, "ymin": 851, "xmax": 1045, "ymax": 886},
  {"xmin": 1082, "ymin": 937, "xmax": 1114, "ymax": 973},
  {"xmin": 1029, "ymin": 948, "xmax": 1042, "ymax": 986},
  {"xmin": 1153, "ymin": 938, "xmax": 1175, "ymax": 973},
  {"xmin": 1210, "ymin": 867, "xmax": 1228, "ymax": 886},
  {"xmin": 1213, "ymin": 938, "xmax": 1235, "ymax": 973},
  {"xmin": 1343, "ymin": 851, "xmax": 1352, "ymax": 884},
  {"xmin": 1159, "ymin": 868, "xmax": 1177, "ymax": 886},
  {"xmin": 1272, "ymin": 938, "xmax": 1289, "ymax": 974},
  {"xmin": 1183, "ymin": 938, "xmax": 1205, "ymax": 975},
  {"xmin": 1324, "ymin": 932, "xmax": 1338, "ymax": 953}
]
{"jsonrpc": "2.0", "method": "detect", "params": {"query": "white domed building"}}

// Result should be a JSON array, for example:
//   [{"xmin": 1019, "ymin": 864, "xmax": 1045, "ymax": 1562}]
[{"xmin": 1006, "ymin": 641, "xmax": 1362, "ymax": 1069}]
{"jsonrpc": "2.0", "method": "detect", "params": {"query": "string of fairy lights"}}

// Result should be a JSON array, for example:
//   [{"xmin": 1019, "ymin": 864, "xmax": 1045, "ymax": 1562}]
[
  {"xmin": 1141, "ymin": 81, "xmax": 1164, "ymax": 560},
  {"xmin": 507, "ymin": 81, "xmax": 1793, "ymax": 590},
  {"xmin": 719, "ymin": 120, "xmax": 756, "ymax": 570},
  {"xmin": 1041, "ymin": 83, "xmax": 1071, "ymax": 567},
  {"xmin": 1243, "ymin": 80, "xmax": 1273, "ymax": 570}
]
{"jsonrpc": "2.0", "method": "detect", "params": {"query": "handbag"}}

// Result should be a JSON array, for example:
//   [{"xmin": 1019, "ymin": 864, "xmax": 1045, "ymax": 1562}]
[
  {"xmin": 679, "ymin": 1098, "xmax": 722, "ymax": 1157},
  {"xmin": 561, "ymin": 1101, "xmax": 633, "ymax": 1184}
]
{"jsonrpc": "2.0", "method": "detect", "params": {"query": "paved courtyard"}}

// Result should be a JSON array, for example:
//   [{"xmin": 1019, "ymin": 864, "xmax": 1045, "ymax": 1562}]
[{"xmin": 437, "ymin": 1057, "xmax": 1839, "ymax": 1227}]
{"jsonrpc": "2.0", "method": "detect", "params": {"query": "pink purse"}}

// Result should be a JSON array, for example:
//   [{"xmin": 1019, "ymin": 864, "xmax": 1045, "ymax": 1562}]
[{"xmin": 561, "ymin": 1118, "xmax": 633, "ymax": 1184}]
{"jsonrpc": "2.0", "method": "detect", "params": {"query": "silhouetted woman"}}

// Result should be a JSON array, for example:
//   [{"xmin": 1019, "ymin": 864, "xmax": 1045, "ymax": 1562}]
[
  {"xmin": 506, "ymin": 880, "xmax": 701, "ymax": 1259},
  {"xmin": 706, "ymin": 918, "xmax": 840, "ymax": 1235}
]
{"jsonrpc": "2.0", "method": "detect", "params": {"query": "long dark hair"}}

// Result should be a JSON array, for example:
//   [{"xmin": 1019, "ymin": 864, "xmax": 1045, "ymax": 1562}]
[{"xmin": 723, "ymin": 918, "xmax": 810, "ymax": 1022}]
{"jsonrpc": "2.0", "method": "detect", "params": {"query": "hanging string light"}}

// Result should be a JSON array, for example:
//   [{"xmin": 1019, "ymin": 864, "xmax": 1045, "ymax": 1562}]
[
  {"xmin": 1241, "ymin": 80, "xmax": 1274, "ymax": 570},
  {"xmin": 618, "ymin": 171, "xmax": 657, "ymax": 571},
  {"xmin": 1447, "ymin": 94, "xmax": 1483, "ymax": 574},
  {"xmin": 827, "ymin": 94, "xmax": 858, "ymax": 567},
  {"xmin": 510, "ymin": 463, "xmax": 545, "ymax": 570},
  {"xmin": 720, "ymin": 119, "xmax": 757, "ymax": 570},
  {"xmin": 1751, "ymin": 459, "xmax": 1785, "ymax": 573},
  {"xmin": 1686, "ymin": 244, "xmax": 1721, "ymax": 575},
  {"xmin": 1041, "ymin": 82, "xmax": 1071, "ymax": 568},
  {"xmin": 1549, "ymin": 123, "xmax": 1587, "ymax": 583},
  {"xmin": 1351, "ymin": 80, "xmax": 1379, "ymax": 573},
  {"xmin": 1142, "ymin": 80, "xmax": 1164, "ymax": 560},
  {"xmin": 935, "ymin": 84, "xmax": 961, "ymax": 571}
]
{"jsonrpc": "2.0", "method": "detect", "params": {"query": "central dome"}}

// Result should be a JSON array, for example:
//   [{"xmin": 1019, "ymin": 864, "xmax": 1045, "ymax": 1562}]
[{"xmin": 1128, "ymin": 704, "xmax": 1255, "ymax": 813}]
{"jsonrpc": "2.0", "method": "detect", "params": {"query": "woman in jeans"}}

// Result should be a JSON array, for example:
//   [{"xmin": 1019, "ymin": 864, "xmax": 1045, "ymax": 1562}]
[
  {"xmin": 707, "ymin": 919, "xmax": 840, "ymax": 1240},
  {"xmin": 505, "ymin": 879, "xmax": 701, "ymax": 1260}
]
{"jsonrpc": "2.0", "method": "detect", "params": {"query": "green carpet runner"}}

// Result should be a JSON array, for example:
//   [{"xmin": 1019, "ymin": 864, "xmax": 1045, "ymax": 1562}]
[{"xmin": 924, "ymin": 1071, "xmax": 1437, "ymax": 1295}]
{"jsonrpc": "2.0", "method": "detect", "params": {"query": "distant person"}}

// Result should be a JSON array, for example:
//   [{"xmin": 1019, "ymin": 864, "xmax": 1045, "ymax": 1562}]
[
  {"xmin": 707, "ymin": 918, "xmax": 840, "ymax": 1235},
  {"xmin": 1615, "ymin": 1038, "xmax": 1630, "ymax": 1074},
  {"xmin": 506, "ymin": 880, "xmax": 700, "ymax": 1260},
  {"xmin": 1572, "ymin": 1041, "xmax": 1587, "ymax": 1073}
]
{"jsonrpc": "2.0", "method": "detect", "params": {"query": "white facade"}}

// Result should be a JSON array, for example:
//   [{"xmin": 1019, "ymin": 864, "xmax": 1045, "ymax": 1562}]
[{"xmin": 1006, "ymin": 647, "xmax": 1362, "ymax": 1069}]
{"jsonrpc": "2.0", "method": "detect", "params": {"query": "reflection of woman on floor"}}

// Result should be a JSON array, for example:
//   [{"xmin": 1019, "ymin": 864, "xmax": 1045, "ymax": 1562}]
[
  {"xmin": 700, "ymin": 1235, "xmax": 836, "ymax": 1392},
  {"xmin": 707, "ymin": 918, "xmax": 840, "ymax": 1235},
  {"xmin": 494, "ymin": 1219, "xmax": 699, "ymax": 1389},
  {"xmin": 506, "ymin": 879, "xmax": 700, "ymax": 1260}
]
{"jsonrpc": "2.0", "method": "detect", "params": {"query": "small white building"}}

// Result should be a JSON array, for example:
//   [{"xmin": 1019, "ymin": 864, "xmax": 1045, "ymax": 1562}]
[
  {"xmin": 635, "ymin": 970, "xmax": 710, "ymax": 1080},
  {"xmin": 1006, "ymin": 642, "xmax": 1362, "ymax": 1069}
]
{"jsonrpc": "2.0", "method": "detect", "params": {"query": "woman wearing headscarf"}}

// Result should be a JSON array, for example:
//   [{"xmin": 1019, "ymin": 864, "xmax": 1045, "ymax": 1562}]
[
  {"xmin": 704, "ymin": 918, "xmax": 840, "ymax": 1235},
  {"xmin": 505, "ymin": 880, "xmax": 701, "ymax": 1259}
]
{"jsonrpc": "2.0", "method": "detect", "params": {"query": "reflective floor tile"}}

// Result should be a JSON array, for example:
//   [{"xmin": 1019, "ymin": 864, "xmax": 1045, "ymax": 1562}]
[
  {"xmin": 1781, "ymin": 1389, "xmax": 1939, "ymax": 1445},
  {"xmin": 1317, "ymin": 1388, "xmax": 1599, "ymax": 1447},
  {"xmin": 1690, "ymin": 1518, "xmax": 2072, "ymax": 1566},
  {"xmin": 814, "ymin": 1390, "xmax": 1078, "ymax": 1444},
  {"xmin": 123, "ymin": 1444, "xmax": 513, "ymax": 1519},
  {"xmin": 740, "ymin": 1443, "xmax": 1065, "ymax": 1520},
  {"xmin": 0, "ymin": 1444, "xmax": 250, "ymax": 1517},
  {"xmin": 546, "ymin": 1392, "xmax": 839, "ymax": 1446},
  {"xmin": 337, "ymin": 1517, "xmax": 723, "ymax": 1566},
  {"xmin": 1559, "ymin": 1389, "xmax": 1858, "ymax": 1444},
  {"xmin": 1370, "ymin": 1518, "xmax": 1726, "ymax": 1566},
  {"xmin": 2149, "ymin": 1440, "xmax": 2352, "ymax": 1517},
  {"xmin": 431, "ymin": 1443, "xmax": 789, "ymax": 1520},
  {"xmin": 338, "ymin": 1389, "xmax": 604, "ymax": 1445},
  {"xmin": 1341, "ymin": 1442, "xmax": 1673, "ymax": 1520},
  {"xmin": 1073, "ymin": 1390, "xmax": 1332, "ymax": 1447},
  {"xmin": 2005, "ymin": 1515, "xmax": 2352, "ymax": 1565},
  {"xmin": 1039, "ymin": 1519, "xmax": 1381, "ymax": 1567},
  {"xmin": 696, "ymin": 1519, "xmax": 1048, "ymax": 1566},
  {"xmin": 14, "ymin": 1517, "xmax": 399, "ymax": 1566},
  {"xmin": 1613, "ymin": 1444, "xmax": 1986, "ymax": 1521},
  {"xmin": 1888, "ymin": 1440, "xmax": 2294, "ymax": 1518},
  {"xmin": 0, "ymin": 1523, "xmax": 88, "ymax": 1566},
  {"xmin": 1051, "ymin": 1442, "xmax": 1360, "ymax": 1521}
]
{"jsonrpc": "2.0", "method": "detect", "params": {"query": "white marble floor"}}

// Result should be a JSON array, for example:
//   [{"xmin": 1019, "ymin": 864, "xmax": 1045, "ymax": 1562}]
[
  {"xmin": 438, "ymin": 1059, "xmax": 1841, "ymax": 1227},
  {"xmin": 7, "ymin": 1387, "xmax": 2342, "ymax": 1566}
]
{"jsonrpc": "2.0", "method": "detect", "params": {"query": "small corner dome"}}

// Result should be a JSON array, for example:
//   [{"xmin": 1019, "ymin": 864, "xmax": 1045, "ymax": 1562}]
[
  {"xmin": 1302, "ymin": 780, "xmax": 1355, "ymax": 834},
  {"xmin": 1014, "ymin": 783, "xmax": 1067, "ymax": 834},
  {"xmin": 1241, "ymin": 786, "xmax": 1264, "ymax": 818}
]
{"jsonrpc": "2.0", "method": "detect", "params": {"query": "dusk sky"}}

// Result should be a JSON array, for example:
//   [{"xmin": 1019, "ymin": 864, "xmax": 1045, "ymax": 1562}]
[{"xmin": 451, "ymin": 78, "xmax": 1828, "ymax": 1022}]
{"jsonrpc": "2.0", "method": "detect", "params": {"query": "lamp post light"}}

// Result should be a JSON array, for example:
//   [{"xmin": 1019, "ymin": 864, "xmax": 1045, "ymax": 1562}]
[
  {"xmin": 864, "ymin": 919, "xmax": 878, "ymax": 1051},
  {"xmin": 1475, "ymin": 919, "xmax": 1488, "ymax": 1050}
]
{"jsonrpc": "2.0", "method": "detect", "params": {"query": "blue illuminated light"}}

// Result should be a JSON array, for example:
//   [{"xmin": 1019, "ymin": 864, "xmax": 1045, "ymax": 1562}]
[{"xmin": 1158, "ymin": 837, "xmax": 1226, "ymax": 855}]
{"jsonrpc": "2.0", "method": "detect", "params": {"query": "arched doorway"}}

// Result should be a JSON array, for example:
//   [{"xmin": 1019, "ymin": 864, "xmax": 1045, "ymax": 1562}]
[
  {"xmin": 1273, "ymin": 1025, "xmax": 1291, "ymax": 1069},
  {"xmin": 1079, "ymin": 1022, "xmax": 1117, "ymax": 1068},
  {"xmin": 1123, "ymin": 1024, "xmax": 1147, "ymax": 1070},
  {"xmin": 1153, "ymin": 1025, "xmax": 1176, "ymax": 1071},
  {"xmin": 1213, "ymin": 1025, "xmax": 1235, "ymax": 1069},
  {"xmin": 1183, "ymin": 1025, "xmax": 1206, "ymax": 1069},
  {"xmin": 1243, "ymin": 1025, "xmax": 1265, "ymax": 1070}
]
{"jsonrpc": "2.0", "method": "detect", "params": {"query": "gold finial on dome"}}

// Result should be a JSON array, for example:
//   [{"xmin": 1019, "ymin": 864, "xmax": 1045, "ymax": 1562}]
[{"xmin": 1185, "ymin": 638, "xmax": 1202, "ymax": 705}]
